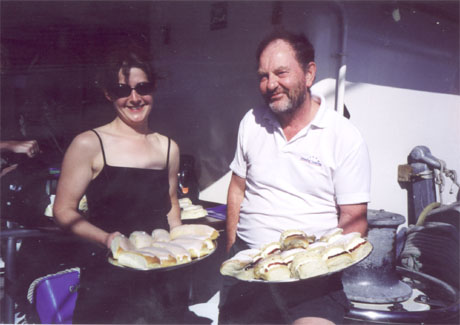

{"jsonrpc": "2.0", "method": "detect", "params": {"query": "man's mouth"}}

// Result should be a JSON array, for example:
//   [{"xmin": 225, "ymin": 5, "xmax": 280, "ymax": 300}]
[{"xmin": 269, "ymin": 92, "xmax": 285, "ymax": 102}]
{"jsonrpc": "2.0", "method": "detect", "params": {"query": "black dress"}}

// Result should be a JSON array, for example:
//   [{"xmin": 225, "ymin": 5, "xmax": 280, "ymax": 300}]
[{"xmin": 72, "ymin": 130, "xmax": 189, "ymax": 324}]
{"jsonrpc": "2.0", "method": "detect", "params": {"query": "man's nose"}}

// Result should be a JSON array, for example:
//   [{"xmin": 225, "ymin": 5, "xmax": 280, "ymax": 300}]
[{"xmin": 267, "ymin": 75, "xmax": 278, "ymax": 91}]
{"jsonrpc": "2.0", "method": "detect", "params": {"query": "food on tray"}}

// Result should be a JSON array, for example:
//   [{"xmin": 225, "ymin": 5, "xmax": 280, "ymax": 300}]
[
  {"xmin": 170, "ymin": 224, "xmax": 219, "ymax": 241},
  {"xmin": 151, "ymin": 242, "xmax": 192, "ymax": 264},
  {"xmin": 171, "ymin": 236, "xmax": 215, "ymax": 258},
  {"xmin": 220, "ymin": 248, "xmax": 260, "ymax": 281},
  {"xmin": 322, "ymin": 244, "xmax": 353, "ymax": 272},
  {"xmin": 117, "ymin": 251, "xmax": 161, "ymax": 270},
  {"xmin": 254, "ymin": 254, "xmax": 291, "ymax": 281},
  {"xmin": 129, "ymin": 231, "xmax": 154, "ymax": 249},
  {"xmin": 280, "ymin": 229, "xmax": 310, "ymax": 250},
  {"xmin": 220, "ymin": 228, "xmax": 372, "ymax": 282},
  {"xmin": 291, "ymin": 250, "xmax": 328, "ymax": 279},
  {"xmin": 151, "ymin": 229, "xmax": 171, "ymax": 242},
  {"xmin": 109, "ymin": 224, "xmax": 219, "ymax": 270},
  {"xmin": 179, "ymin": 198, "xmax": 208, "ymax": 220},
  {"xmin": 111, "ymin": 235, "xmax": 135, "ymax": 259}
]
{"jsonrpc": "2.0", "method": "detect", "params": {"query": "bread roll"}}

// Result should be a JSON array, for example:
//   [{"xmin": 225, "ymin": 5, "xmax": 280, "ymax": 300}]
[
  {"xmin": 129, "ymin": 231, "xmax": 154, "ymax": 249},
  {"xmin": 151, "ymin": 242, "xmax": 191, "ymax": 264},
  {"xmin": 342, "ymin": 233, "xmax": 372, "ymax": 261},
  {"xmin": 306, "ymin": 241, "xmax": 328, "ymax": 254},
  {"xmin": 117, "ymin": 251, "xmax": 161, "ymax": 270},
  {"xmin": 254, "ymin": 255, "xmax": 292, "ymax": 281},
  {"xmin": 170, "ymin": 224, "xmax": 219, "ymax": 241},
  {"xmin": 291, "ymin": 251, "xmax": 329, "ymax": 279},
  {"xmin": 220, "ymin": 249, "xmax": 260, "ymax": 281},
  {"xmin": 322, "ymin": 244, "xmax": 352, "ymax": 272},
  {"xmin": 171, "ymin": 236, "xmax": 215, "ymax": 258},
  {"xmin": 137, "ymin": 246, "xmax": 177, "ymax": 267},
  {"xmin": 151, "ymin": 229, "xmax": 171, "ymax": 242},
  {"xmin": 279, "ymin": 248, "xmax": 307, "ymax": 267},
  {"xmin": 181, "ymin": 205, "xmax": 208, "ymax": 220},
  {"xmin": 319, "ymin": 228, "xmax": 343, "ymax": 244},
  {"xmin": 280, "ymin": 230, "xmax": 310, "ymax": 250},
  {"xmin": 111, "ymin": 235, "xmax": 135, "ymax": 259}
]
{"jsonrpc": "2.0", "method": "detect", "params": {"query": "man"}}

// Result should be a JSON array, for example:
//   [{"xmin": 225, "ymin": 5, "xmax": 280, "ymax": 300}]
[{"xmin": 219, "ymin": 30, "xmax": 371, "ymax": 324}]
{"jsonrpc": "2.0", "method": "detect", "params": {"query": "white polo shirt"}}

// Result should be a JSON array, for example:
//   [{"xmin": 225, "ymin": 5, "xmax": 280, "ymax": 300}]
[{"xmin": 229, "ymin": 93, "xmax": 371, "ymax": 249}]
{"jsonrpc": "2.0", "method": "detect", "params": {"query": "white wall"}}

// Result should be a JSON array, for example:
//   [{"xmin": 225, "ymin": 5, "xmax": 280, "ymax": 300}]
[{"xmin": 145, "ymin": 1, "xmax": 459, "ymax": 221}]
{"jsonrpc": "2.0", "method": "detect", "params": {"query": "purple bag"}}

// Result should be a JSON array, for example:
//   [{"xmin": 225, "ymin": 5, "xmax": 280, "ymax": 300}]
[{"xmin": 28, "ymin": 268, "xmax": 80, "ymax": 324}]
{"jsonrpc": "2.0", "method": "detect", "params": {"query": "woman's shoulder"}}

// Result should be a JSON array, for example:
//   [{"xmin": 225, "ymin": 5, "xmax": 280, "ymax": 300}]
[{"xmin": 68, "ymin": 130, "xmax": 102, "ymax": 153}]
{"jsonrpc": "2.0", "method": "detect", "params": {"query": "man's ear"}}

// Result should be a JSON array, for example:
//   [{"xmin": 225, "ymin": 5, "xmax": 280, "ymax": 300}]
[{"xmin": 305, "ymin": 62, "xmax": 317, "ymax": 88}]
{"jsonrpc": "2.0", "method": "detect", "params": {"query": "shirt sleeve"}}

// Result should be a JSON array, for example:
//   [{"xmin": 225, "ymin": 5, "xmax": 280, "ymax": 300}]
[
  {"xmin": 334, "ymin": 139, "xmax": 371, "ymax": 205},
  {"xmin": 229, "ymin": 114, "xmax": 248, "ymax": 179}
]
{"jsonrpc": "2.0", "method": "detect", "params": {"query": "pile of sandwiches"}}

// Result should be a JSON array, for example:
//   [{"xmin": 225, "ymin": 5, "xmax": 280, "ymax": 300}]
[
  {"xmin": 110, "ymin": 224, "xmax": 219, "ymax": 270},
  {"xmin": 220, "ymin": 228, "xmax": 372, "ymax": 282},
  {"xmin": 179, "ymin": 198, "xmax": 209, "ymax": 220}
]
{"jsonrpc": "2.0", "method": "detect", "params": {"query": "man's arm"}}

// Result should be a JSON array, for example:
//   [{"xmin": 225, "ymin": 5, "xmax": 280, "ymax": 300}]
[
  {"xmin": 226, "ymin": 173, "xmax": 246, "ymax": 252},
  {"xmin": 337, "ymin": 203, "xmax": 368, "ymax": 236}
]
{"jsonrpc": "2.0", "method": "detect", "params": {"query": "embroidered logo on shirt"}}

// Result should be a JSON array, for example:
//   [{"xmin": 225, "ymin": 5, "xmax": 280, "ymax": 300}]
[{"xmin": 300, "ymin": 155, "xmax": 322, "ymax": 167}]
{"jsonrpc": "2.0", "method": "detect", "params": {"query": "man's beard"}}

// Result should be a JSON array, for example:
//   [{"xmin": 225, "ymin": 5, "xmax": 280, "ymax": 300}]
[{"xmin": 267, "ymin": 82, "xmax": 307, "ymax": 115}]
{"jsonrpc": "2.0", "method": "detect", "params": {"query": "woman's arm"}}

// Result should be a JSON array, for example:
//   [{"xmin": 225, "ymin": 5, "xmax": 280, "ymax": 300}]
[
  {"xmin": 53, "ymin": 132, "xmax": 119, "ymax": 248},
  {"xmin": 166, "ymin": 139, "xmax": 182, "ymax": 230}
]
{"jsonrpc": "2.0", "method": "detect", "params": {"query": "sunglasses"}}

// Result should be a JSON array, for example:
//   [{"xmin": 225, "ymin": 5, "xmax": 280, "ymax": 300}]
[{"xmin": 108, "ymin": 82, "xmax": 155, "ymax": 99}]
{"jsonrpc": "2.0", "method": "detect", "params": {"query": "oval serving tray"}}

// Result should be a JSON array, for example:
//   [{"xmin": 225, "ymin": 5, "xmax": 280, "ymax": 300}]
[{"xmin": 234, "ymin": 243, "xmax": 373, "ymax": 284}]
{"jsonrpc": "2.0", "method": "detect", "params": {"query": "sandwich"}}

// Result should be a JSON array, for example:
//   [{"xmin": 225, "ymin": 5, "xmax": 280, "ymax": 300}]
[
  {"xmin": 254, "ymin": 254, "xmax": 292, "ymax": 281},
  {"xmin": 171, "ymin": 236, "xmax": 215, "ymax": 258},
  {"xmin": 181, "ymin": 205, "xmax": 208, "ymax": 220},
  {"xmin": 339, "ymin": 232, "xmax": 373, "ymax": 261},
  {"xmin": 279, "ymin": 248, "xmax": 307, "ymax": 268},
  {"xmin": 220, "ymin": 248, "xmax": 260, "ymax": 280},
  {"xmin": 116, "ymin": 250, "xmax": 161, "ymax": 270},
  {"xmin": 319, "ymin": 228, "xmax": 344, "ymax": 244},
  {"xmin": 136, "ymin": 246, "xmax": 177, "ymax": 267},
  {"xmin": 291, "ymin": 250, "xmax": 329, "ymax": 279},
  {"xmin": 170, "ymin": 224, "xmax": 219, "ymax": 241},
  {"xmin": 322, "ymin": 243, "xmax": 353, "ymax": 272},
  {"xmin": 129, "ymin": 231, "xmax": 154, "ymax": 249},
  {"xmin": 111, "ymin": 235, "xmax": 135, "ymax": 259},
  {"xmin": 151, "ymin": 229, "xmax": 171, "ymax": 242},
  {"xmin": 279, "ymin": 230, "xmax": 310, "ymax": 251},
  {"xmin": 151, "ymin": 241, "xmax": 192, "ymax": 264}
]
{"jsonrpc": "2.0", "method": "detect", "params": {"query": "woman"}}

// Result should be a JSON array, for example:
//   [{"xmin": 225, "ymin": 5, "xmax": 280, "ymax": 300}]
[{"xmin": 53, "ymin": 47, "xmax": 184, "ymax": 323}]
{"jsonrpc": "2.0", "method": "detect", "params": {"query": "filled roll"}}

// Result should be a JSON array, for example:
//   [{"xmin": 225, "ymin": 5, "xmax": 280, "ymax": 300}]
[
  {"xmin": 291, "ymin": 250, "xmax": 329, "ymax": 279},
  {"xmin": 111, "ymin": 235, "xmax": 135, "ymax": 259},
  {"xmin": 254, "ymin": 255, "xmax": 292, "ymax": 281},
  {"xmin": 279, "ymin": 230, "xmax": 310, "ymax": 251},
  {"xmin": 151, "ymin": 229, "xmax": 171, "ymax": 242},
  {"xmin": 220, "ymin": 248, "xmax": 260, "ymax": 281},
  {"xmin": 171, "ymin": 236, "xmax": 215, "ymax": 258},
  {"xmin": 151, "ymin": 242, "xmax": 192, "ymax": 264},
  {"xmin": 170, "ymin": 224, "xmax": 219, "ymax": 241},
  {"xmin": 117, "ymin": 251, "xmax": 161, "ymax": 270},
  {"xmin": 129, "ymin": 231, "xmax": 154, "ymax": 249},
  {"xmin": 136, "ymin": 246, "xmax": 177, "ymax": 267}
]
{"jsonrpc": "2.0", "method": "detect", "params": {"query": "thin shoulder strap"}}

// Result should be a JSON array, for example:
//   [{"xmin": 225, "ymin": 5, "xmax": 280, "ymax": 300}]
[
  {"xmin": 91, "ymin": 129, "xmax": 107, "ymax": 165},
  {"xmin": 166, "ymin": 137, "xmax": 171, "ymax": 169}
]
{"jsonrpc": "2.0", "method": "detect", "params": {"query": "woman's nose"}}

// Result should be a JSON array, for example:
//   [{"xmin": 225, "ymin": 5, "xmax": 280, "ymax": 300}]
[{"xmin": 128, "ymin": 89, "xmax": 142, "ymax": 102}]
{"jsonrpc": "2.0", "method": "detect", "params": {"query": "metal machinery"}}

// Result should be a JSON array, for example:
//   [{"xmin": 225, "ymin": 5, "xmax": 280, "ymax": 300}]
[{"xmin": 342, "ymin": 146, "xmax": 459, "ymax": 324}]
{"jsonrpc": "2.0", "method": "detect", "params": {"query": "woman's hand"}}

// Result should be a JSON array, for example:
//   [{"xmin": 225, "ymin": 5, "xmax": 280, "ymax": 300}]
[{"xmin": 105, "ymin": 231, "xmax": 122, "ymax": 249}]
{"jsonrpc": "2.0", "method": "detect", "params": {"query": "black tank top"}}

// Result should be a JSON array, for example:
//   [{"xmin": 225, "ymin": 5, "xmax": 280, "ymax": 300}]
[{"xmin": 85, "ymin": 130, "xmax": 171, "ymax": 235}]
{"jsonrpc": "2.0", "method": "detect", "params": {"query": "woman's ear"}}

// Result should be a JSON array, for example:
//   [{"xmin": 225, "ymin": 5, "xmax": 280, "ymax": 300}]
[
  {"xmin": 305, "ymin": 62, "xmax": 317, "ymax": 88},
  {"xmin": 104, "ymin": 90, "xmax": 114, "ymax": 102}
]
